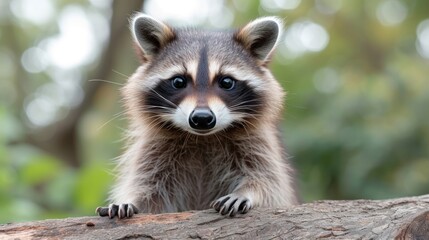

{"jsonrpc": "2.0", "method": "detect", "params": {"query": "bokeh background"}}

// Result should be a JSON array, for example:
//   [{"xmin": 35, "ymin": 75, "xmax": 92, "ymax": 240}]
[{"xmin": 1, "ymin": 0, "xmax": 428, "ymax": 223}]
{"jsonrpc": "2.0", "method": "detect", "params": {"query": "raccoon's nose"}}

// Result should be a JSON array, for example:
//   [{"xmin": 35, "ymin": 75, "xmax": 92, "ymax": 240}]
[{"xmin": 189, "ymin": 108, "xmax": 216, "ymax": 130}]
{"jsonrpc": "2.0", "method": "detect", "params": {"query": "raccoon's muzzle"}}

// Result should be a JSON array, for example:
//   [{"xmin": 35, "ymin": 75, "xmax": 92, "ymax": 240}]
[{"xmin": 189, "ymin": 108, "xmax": 216, "ymax": 130}]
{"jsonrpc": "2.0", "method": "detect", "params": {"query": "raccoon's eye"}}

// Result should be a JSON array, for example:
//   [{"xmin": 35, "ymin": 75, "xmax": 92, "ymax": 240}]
[
  {"xmin": 218, "ymin": 77, "xmax": 235, "ymax": 90},
  {"xmin": 171, "ymin": 76, "xmax": 187, "ymax": 89}
]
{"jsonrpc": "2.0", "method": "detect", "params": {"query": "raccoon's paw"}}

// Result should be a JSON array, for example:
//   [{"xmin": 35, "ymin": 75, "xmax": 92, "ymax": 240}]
[
  {"xmin": 211, "ymin": 193, "xmax": 252, "ymax": 217},
  {"xmin": 96, "ymin": 203, "xmax": 138, "ymax": 219}
]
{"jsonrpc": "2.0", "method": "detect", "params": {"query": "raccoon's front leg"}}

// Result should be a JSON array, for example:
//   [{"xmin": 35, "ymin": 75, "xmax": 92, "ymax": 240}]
[{"xmin": 96, "ymin": 203, "xmax": 139, "ymax": 219}]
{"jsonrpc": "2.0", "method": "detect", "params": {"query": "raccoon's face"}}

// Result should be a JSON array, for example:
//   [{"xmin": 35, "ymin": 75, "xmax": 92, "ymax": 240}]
[{"xmin": 125, "ymin": 14, "xmax": 284, "ymax": 136}]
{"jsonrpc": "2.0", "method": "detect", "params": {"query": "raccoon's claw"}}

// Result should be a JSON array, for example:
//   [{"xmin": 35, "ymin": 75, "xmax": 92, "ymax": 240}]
[
  {"xmin": 211, "ymin": 194, "xmax": 252, "ymax": 217},
  {"xmin": 96, "ymin": 203, "xmax": 138, "ymax": 219}
]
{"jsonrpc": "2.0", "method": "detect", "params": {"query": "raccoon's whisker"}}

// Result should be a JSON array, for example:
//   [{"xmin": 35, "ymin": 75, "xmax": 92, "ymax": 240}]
[
  {"xmin": 88, "ymin": 79, "xmax": 124, "ymax": 86},
  {"xmin": 141, "ymin": 110, "xmax": 170, "ymax": 115},
  {"xmin": 231, "ymin": 103, "xmax": 263, "ymax": 108},
  {"xmin": 144, "ymin": 88, "xmax": 186, "ymax": 119},
  {"xmin": 141, "ymin": 111, "xmax": 171, "ymax": 117},
  {"xmin": 229, "ymin": 107, "xmax": 263, "ymax": 112},
  {"xmin": 146, "ymin": 88, "xmax": 187, "ymax": 117},
  {"xmin": 230, "ymin": 107, "xmax": 262, "ymax": 113},
  {"xmin": 229, "ymin": 100, "xmax": 261, "ymax": 109},
  {"xmin": 147, "ymin": 88, "xmax": 179, "ymax": 108},
  {"xmin": 227, "ymin": 104, "xmax": 263, "ymax": 113},
  {"xmin": 112, "ymin": 69, "xmax": 131, "ymax": 78},
  {"xmin": 240, "ymin": 114, "xmax": 263, "ymax": 122},
  {"xmin": 144, "ymin": 105, "xmax": 172, "ymax": 109},
  {"xmin": 233, "ymin": 112, "xmax": 263, "ymax": 117},
  {"xmin": 143, "ymin": 106, "xmax": 174, "ymax": 111},
  {"xmin": 240, "ymin": 111, "xmax": 263, "ymax": 117},
  {"xmin": 165, "ymin": 122, "xmax": 175, "ymax": 131},
  {"xmin": 97, "ymin": 110, "xmax": 127, "ymax": 132},
  {"xmin": 137, "ymin": 114, "xmax": 162, "ymax": 123},
  {"xmin": 115, "ymin": 126, "xmax": 132, "ymax": 143},
  {"xmin": 228, "ymin": 110, "xmax": 263, "ymax": 119},
  {"xmin": 217, "ymin": 101, "xmax": 260, "ymax": 116}
]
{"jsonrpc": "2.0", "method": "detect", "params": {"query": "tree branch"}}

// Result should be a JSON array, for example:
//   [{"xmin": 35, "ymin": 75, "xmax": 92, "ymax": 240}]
[
  {"xmin": 21, "ymin": 0, "xmax": 144, "ymax": 168},
  {"xmin": 1, "ymin": 195, "xmax": 428, "ymax": 239}
]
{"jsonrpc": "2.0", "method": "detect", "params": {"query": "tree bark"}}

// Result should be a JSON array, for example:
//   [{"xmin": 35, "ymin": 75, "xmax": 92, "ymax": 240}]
[{"xmin": 1, "ymin": 195, "xmax": 428, "ymax": 239}]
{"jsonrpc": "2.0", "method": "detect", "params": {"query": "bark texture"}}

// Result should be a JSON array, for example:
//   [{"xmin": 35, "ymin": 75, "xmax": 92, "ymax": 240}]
[{"xmin": 1, "ymin": 195, "xmax": 428, "ymax": 240}]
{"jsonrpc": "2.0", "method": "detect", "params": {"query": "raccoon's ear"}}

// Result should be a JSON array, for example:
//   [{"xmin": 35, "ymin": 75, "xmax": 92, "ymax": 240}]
[
  {"xmin": 131, "ymin": 14, "xmax": 175, "ymax": 62},
  {"xmin": 235, "ymin": 17, "xmax": 283, "ymax": 64}
]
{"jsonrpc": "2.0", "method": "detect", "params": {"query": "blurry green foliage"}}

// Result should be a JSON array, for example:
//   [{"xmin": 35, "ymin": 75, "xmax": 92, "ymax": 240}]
[{"xmin": 0, "ymin": 0, "xmax": 428, "ymax": 223}]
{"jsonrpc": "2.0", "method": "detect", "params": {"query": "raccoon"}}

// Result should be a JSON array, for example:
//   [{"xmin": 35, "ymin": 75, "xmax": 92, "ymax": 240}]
[{"xmin": 96, "ymin": 14, "xmax": 298, "ymax": 219}]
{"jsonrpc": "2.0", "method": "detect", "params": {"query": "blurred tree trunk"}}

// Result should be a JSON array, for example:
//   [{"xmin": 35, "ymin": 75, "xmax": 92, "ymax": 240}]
[
  {"xmin": 1, "ymin": 195, "xmax": 428, "ymax": 239},
  {"xmin": 24, "ymin": 0, "xmax": 144, "ymax": 168}
]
